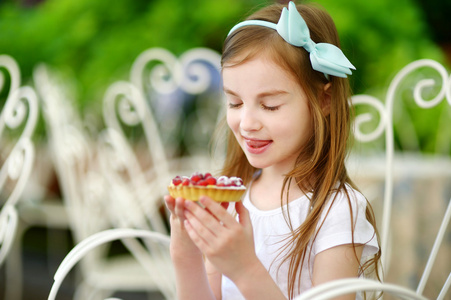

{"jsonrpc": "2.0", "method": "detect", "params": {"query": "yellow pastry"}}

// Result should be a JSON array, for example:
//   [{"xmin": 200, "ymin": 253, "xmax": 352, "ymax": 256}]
[{"xmin": 167, "ymin": 172, "xmax": 246, "ymax": 202}]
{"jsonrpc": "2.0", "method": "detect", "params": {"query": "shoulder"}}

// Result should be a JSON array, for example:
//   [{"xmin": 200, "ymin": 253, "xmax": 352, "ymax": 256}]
[
  {"xmin": 316, "ymin": 183, "xmax": 370, "ymax": 238},
  {"xmin": 314, "ymin": 184, "xmax": 379, "ymax": 256},
  {"xmin": 326, "ymin": 183, "xmax": 367, "ymax": 214},
  {"xmin": 333, "ymin": 183, "xmax": 366, "ymax": 201}
]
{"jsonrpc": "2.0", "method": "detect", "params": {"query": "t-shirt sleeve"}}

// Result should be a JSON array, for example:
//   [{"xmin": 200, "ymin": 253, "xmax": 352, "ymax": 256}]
[{"xmin": 313, "ymin": 187, "xmax": 379, "ymax": 258}]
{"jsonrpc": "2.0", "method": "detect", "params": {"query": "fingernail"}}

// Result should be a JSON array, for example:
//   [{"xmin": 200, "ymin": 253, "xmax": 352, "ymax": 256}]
[{"xmin": 184, "ymin": 220, "xmax": 190, "ymax": 228}]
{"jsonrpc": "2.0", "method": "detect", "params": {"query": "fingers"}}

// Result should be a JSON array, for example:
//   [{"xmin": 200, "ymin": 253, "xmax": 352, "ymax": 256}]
[
  {"xmin": 188, "ymin": 196, "xmax": 234, "ymax": 228},
  {"xmin": 185, "ymin": 198, "xmax": 224, "ymax": 227},
  {"xmin": 167, "ymin": 195, "xmax": 238, "ymax": 244},
  {"xmin": 183, "ymin": 210, "xmax": 216, "ymax": 246},
  {"xmin": 174, "ymin": 197, "xmax": 187, "ymax": 220},
  {"xmin": 235, "ymin": 201, "xmax": 253, "ymax": 236},
  {"xmin": 164, "ymin": 195, "xmax": 187, "ymax": 223},
  {"xmin": 235, "ymin": 201, "xmax": 250, "ymax": 225},
  {"xmin": 164, "ymin": 195, "xmax": 175, "ymax": 212},
  {"xmin": 183, "ymin": 198, "xmax": 232, "ymax": 255}
]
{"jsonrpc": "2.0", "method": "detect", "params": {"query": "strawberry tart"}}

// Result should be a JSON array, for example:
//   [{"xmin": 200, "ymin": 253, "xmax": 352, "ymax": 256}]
[{"xmin": 167, "ymin": 172, "xmax": 246, "ymax": 202}]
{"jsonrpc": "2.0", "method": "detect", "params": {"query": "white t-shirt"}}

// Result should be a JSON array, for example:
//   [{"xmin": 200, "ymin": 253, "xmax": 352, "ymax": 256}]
[{"xmin": 221, "ymin": 184, "xmax": 379, "ymax": 299}]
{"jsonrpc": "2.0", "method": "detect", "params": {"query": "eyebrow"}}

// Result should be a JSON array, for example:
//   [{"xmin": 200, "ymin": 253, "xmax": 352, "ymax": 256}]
[{"xmin": 223, "ymin": 87, "xmax": 288, "ymax": 99}]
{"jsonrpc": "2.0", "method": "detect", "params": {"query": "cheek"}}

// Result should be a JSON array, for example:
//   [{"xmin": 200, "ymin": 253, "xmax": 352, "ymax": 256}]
[
  {"xmin": 278, "ymin": 112, "xmax": 312, "ymax": 141},
  {"xmin": 226, "ymin": 111, "xmax": 239, "ymax": 132}
]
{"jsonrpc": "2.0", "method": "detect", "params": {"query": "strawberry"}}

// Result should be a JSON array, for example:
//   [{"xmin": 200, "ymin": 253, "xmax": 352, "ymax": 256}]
[{"xmin": 182, "ymin": 178, "xmax": 190, "ymax": 186}]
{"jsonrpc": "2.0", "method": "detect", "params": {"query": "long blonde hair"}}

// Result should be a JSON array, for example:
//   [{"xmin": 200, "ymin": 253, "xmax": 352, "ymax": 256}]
[{"xmin": 219, "ymin": 2, "xmax": 381, "ymax": 299}]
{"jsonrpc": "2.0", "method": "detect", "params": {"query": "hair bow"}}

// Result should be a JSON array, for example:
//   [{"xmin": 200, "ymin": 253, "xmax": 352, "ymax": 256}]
[{"xmin": 228, "ymin": 1, "xmax": 355, "ymax": 78}]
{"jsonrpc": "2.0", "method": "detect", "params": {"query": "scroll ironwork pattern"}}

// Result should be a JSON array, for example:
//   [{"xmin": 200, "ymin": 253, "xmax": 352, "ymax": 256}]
[
  {"xmin": 0, "ymin": 55, "xmax": 38, "ymax": 265},
  {"xmin": 351, "ymin": 59, "xmax": 450, "ymax": 294}
]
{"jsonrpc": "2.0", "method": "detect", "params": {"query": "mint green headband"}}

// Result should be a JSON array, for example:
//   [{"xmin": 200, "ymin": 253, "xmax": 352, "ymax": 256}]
[{"xmin": 227, "ymin": 1, "xmax": 355, "ymax": 78}]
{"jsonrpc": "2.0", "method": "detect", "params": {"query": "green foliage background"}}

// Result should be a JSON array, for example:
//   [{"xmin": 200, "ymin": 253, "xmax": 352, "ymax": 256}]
[{"xmin": 0, "ymin": 0, "xmax": 449, "ymax": 152}]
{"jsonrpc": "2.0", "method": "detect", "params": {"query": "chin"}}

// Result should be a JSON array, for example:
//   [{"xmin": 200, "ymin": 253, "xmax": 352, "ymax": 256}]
[{"xmin": 245, "ymin": 156, "xmax": 272, "ymax": 170}]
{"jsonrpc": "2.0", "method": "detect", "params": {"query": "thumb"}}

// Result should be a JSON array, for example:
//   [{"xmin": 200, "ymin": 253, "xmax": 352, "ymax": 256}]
[{"xmin": 235, "ymin": 201, "xmax": 251, "ymax": 229}]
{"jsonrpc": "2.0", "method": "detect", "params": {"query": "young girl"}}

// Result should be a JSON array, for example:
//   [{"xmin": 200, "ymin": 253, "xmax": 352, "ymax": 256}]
[{"xmin": 164, "ymin": 2, "xmax": 381, "ymax": 299}]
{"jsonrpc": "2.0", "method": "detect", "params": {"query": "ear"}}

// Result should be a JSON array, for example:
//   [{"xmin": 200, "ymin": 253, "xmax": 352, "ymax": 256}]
[{"xmin": 320, "ymin": 82, "xmax": 332, "ymax": 116}]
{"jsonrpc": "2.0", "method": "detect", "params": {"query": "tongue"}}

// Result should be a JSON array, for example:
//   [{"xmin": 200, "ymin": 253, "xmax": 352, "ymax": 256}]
[{"xmin": 248, "ymin": 140, "xmax": 271, "ymax": 148}]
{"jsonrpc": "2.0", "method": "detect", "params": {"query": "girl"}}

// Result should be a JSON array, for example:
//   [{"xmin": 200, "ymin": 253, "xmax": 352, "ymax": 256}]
[{"xmin": 164, "ymin": 1, "xmax": 381, "ymax": 299}]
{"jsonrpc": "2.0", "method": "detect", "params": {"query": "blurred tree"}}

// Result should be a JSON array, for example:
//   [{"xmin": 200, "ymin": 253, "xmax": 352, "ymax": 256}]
[
  {"xmin": 415, "ymin": 0, "xmax": 451, "ymax": 64},
  {"xmin": 312, "ymin": 0, "xmax": 445, "ymax": 92},
  {"xmin": 0, "ymin": 0, "xmax": 448, "ymax": 153},
  {"xmin": 312, "ymin": 0, "xmax": 448, "ymax": 153},
  {"xmin": 0, "ymin": 0, "xmax": 260, "ymax": 110}
]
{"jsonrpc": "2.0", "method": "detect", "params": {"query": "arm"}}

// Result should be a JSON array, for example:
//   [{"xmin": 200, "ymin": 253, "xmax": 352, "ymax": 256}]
[
  {"xmin": 312, "ymin": 244, "xmax": 364, "ymax": 300},
  {"xmin": 165, "ymin": 196, "xmax": 216, "ymax": 300},
  {"xmin": 184, "ymin": 197, "xmax": 287, "ymax": 300},
  {"xmin": 205, "ymin": 258, "xmax": 222, "ymax": 299}
]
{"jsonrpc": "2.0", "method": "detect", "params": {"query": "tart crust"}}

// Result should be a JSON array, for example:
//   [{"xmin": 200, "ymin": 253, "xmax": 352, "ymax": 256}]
[{"xmin": 167, "ymin": 184, "xmax": 246, "ymax": 202}]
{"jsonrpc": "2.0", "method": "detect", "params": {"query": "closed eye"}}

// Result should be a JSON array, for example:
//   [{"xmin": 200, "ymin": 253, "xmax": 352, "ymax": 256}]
[
  {"xmin": 228, "ymin": 102, "xmax": 242, "ymax": 109},
  {"xmin": 261, "ymin": 104, "xmax": 280, "ymax": 111}
]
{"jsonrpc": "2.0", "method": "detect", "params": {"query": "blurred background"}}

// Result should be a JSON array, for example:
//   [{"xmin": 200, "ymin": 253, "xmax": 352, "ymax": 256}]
[
  {"xmin": 1, "ymin": 0, "xmax": 450, "ymax": 152},
  {"xmin": 0, "ymin": 0, "xmax": 450, "ymax": 299}
]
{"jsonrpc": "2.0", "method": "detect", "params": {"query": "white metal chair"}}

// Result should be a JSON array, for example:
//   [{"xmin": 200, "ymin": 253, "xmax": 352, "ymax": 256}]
[
  {"xmin": 128, "ymin": 47, "xmax": 225, "ymax": 173},
  {"xmin": 97, "ymin": 48, "xmax": 226, "ymax": 239},
  {"xmin": 45, "ymin": 47, "xmax": 225, "ymax": 300},
  {"xmin": 92, "ymin": 48, "xmax": 225, "ymax": 299},
  {"xmin": 47, "ymin": 228, "xmax": 174, "ymax": 300},
  {"xmin": 300, "ymin": 59, "xmax": 451, "ymax": 299},
  {"xmin": 0, "ymin": 54, "xmax": 39, "ymax": 298},
  {"xmin": 96, "ymin": 47, "xmax": 226, "ymax": 271},
  {"xmin": 35, "ymin": 64, "xmax": 175, "ymax": 300},
  {"xmin": 295, "ymin": 278, "xmax": 430, "ymax": 300}
]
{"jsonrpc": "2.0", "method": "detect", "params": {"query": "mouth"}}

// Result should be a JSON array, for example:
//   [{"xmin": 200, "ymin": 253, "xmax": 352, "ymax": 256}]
[{"xmin": 243, "ymin": 136, "xmax": 272, "ymax": 154}]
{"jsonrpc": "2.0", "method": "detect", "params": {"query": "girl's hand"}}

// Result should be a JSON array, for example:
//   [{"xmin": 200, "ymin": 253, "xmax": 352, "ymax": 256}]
[
  {"xmin": 164, "ymin": 195, "xmax": 202, "ymax": 260},
  {"xmin": 165, "ymin": 195, "xmax": 220, "ymax": 299},
  {"xmin": 183, "ymin": 196, "xmax": 260, "ymax": 282}
]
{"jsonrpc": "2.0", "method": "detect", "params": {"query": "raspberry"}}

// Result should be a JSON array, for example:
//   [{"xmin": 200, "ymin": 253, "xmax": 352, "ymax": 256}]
[
  {"xmin": 172, "ymin": 176, "xmax": 182, "ymax": 186},
  {"xmin": 230, "ymin": 177, "xmax": 243, "ymax": 186},
  {"xmin": 205, "ymin": 177, "xmax": 216, "ymax": 185},
  {"xmin": 197, "ymin": 179, "xmax": 208, "ymax": 186},
  {"xmin": 171, "ymin": 173, "xmax": 243, "ymax": 188},
  {"xmin": 190, "ymin": 172, "xmax": 203, "ymax": 183},
  {"xmin": 217, "ymin": 176, "xmax": 230, "ymax": 186}
]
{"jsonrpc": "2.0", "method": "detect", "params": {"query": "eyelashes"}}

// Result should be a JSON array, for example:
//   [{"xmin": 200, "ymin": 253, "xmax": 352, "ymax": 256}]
[
  {"xmin": 262, "ymin": 104, "xmax": 279, "ymax": 111},
  {"xmin": 228, "ymin": 102, "xmax": 242, "ymax": 109},
  {"xmin": 227, "ymin": 102, "xmax": 280, "ymax": 111}
]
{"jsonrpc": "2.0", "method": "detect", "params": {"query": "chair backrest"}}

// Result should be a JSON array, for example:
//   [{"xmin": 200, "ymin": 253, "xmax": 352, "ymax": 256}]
[
  {"xmin": 48, "ymin": 228, "xmax": 175, "ymax": 300},
  {"xmin": 342, "ymin": 59, "xmax": 450, "ymax": 299},
  {"xmin": 37, "ymin": 63, "xmax": 177, "ymax": 300},
  {"xmin": 0, "ymin": 55, "xmax": 38, "ymax": 265},
  {"xmin": 292, "ymin": 59, "xmax": 451, "ymax": 300},
  {"xmin": 33, "ymin": 64, "xmax": 111, "ymax": 251},
  {"xmin": 129, "ymin": 47, "xmax": 225, "ymax": 171},
  {"xmin": 98, "ymin": 47, "xmax": 225, "ymax": 232},
  {"xmin": 295, "ymin": 278, "xmax": 430, "ymax": 300}
]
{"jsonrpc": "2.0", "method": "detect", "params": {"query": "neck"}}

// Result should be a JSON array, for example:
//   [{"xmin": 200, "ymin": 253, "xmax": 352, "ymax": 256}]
[{"xmin": 250, "ymin": 167, "xmax": 305, "ymax": 210}]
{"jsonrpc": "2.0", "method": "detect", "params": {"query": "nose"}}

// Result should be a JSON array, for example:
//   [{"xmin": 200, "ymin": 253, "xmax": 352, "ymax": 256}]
[{"xmin": 240, "ymin": 106, "xmax": 261, "ymax": 132}]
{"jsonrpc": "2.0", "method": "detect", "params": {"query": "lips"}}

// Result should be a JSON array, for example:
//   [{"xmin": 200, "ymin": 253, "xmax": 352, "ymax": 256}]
[{"xmin": 243, "ymin": 137, "xmax": 272, "ymax": 154}]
